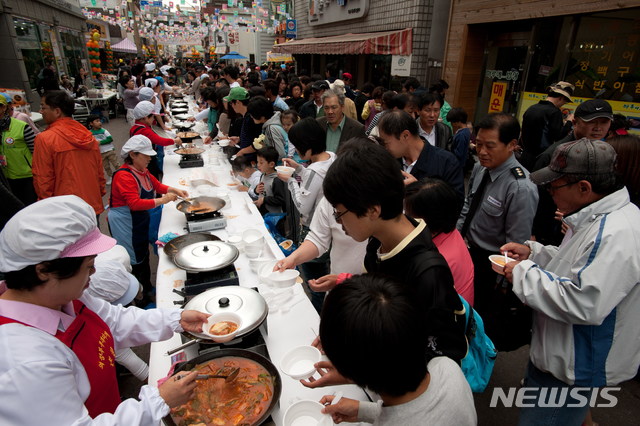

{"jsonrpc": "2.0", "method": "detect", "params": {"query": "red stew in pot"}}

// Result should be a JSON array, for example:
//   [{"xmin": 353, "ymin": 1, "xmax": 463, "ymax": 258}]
[{"xmin": 171, "ymin": 356, "xmax": 275, "ymax": 426}]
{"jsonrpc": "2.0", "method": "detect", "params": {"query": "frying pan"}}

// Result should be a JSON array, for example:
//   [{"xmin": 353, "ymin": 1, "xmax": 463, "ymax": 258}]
[
  {"xmin": 174, "ymin": 146, "xmax": 204, "ymax": 155},
  {"xmin": 176, "ymin": 196, "xmax": 225, "ymax": 216},
  {"xmin": 164, "ymin": 348, "xmax": 282, "ymax": 426}
]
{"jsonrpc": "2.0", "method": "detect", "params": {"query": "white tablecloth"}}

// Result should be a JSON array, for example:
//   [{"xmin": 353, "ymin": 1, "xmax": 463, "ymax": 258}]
[{"xmin": 148, "ymin": 114, "xmax": 368, "ymax": 424}]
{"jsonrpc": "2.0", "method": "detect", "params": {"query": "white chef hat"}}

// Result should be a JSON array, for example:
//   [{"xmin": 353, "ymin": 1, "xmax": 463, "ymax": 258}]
[
  {"xmin": 0, "ymin": 195, "xmax": 116, "ymax": 272},
  {"xmin": 120, "ymin": 134, "xmax": 157, "ymax": 159},
  {"xmin": 145, "ymin": 63, "xmax": 156, "ymax": 72},
  {"xmin": 133, "ymin": 100, "xmax": 155, "ymax": 119},
  {"xmin": 87, "ymin": 260, "xmax": 140, "ymax": 306},
  {"xmin": 145, "ymin": 78, "xmax": 158, "ymax": 89},
  {"xmin": 138, "ymin": 87, "xmax": 155, "ymax": 102},
  {"xmin": 95, "ymin": 244, "xmax": 132, "ymax": 273}
]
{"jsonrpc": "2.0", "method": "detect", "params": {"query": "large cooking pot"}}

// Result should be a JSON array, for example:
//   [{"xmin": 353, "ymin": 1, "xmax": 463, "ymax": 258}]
[
  {"xmin": 176, "ymin": 196, "xmax": 225, "ymax": 217},
  {"xmin": 167, "ymin": 286, "xmax": 268, "ymax": 354},
  {"xmin": 163, "ymin": 233, "xmax": 221, "ymax": 259},
  {"xmin": 164, "ymin": 348, "xmax": 282, "ymax": 426}
]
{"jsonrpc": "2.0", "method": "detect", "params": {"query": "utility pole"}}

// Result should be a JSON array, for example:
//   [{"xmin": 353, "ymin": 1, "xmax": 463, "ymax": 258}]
[{"xmin": 127, "ymin": 0, "xmax": 143, "ymax": 56}]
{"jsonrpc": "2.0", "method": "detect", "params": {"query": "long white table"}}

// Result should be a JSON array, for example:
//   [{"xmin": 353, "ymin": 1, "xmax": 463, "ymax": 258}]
[{"xmin": 148, "ymin": 112, "xmax": 368, "ymax": 424}]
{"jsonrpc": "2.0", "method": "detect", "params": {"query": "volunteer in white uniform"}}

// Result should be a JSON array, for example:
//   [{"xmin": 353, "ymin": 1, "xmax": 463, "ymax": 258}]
[{"xmin": 0, "ymin": 195, "xmax": 209, "ymax": 425}]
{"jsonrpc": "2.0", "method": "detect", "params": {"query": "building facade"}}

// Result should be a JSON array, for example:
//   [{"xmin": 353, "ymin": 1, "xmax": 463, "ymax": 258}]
[
  {"xmin": 443, "ymin": 0, "xmax": 640, "ymax": 123},
  {"xmin": 273, "ymin": 0, "xmax": 450, "ymax": 90},
  {"xmin": 0, "ymin": 0, "xmax": 88, "ymax": 107}
]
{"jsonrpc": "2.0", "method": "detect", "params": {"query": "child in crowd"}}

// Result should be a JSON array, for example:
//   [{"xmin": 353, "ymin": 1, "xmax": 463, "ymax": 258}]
[
  {"xmin": 279, "ymin": 110, "xmax": 303, "ymax": 162},
  {"xmin": 87, "ymin": 114, "xmax": 119, "ymax": 185},
  {"xmin": 319, "ymin": 274, "xmax": 477, "ymax": 425},
  {"xmin": 254, "ymin": 147, "xmax": 286, "ymax": 214},
  {"xmin": 405, "ymin": 178, "xmax": 475, "ymax": 306},
  {"xmin": 231, "ymin": 156, "xmax": 261, "ymax": 200}
]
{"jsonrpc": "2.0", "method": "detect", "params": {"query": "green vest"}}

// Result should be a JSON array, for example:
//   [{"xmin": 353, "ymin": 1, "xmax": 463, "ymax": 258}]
[{"xmin": 1, "ymin": 118, "xmax": 32, "ymax": 179}]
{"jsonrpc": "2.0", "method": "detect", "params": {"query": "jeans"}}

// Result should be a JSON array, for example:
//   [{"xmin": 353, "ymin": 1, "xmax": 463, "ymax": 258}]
[{"xmin": 518, "ymin": 361, "xmax": 591, "ymax": 426}]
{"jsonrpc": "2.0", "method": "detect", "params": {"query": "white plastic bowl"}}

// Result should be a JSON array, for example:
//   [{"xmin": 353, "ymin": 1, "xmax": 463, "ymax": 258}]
[
  {"xmin": 283, "ymin": 400, "xmax": 333, "ymax": 426},
  {"xmin": 489, "ymin": 254, "xmax": 515, "ymax": 275},
  {"xmin": 244, "ymin": 244, "xmax": 262, "ymax": 259},
  {"xmin": 275, "ymin": 166, "xmax": 295, "ymax": 178},
  {"xmin": 258, "ymin": 261, "xmax": 279, "ymax": 286},
  {"xmin": 266, "ymin": 269, "xmax": 300, "ymax": 288},
  {"xmin": 202, "ymin": 312, "xmax": 242, "ymax": 343},
  {"xmin": 249, "ymin": 257, "xmax": 274, "ymax": 273},
  {"xmin": 242, "ymin": 229, "xmax": 264, "ymax": 248},
  {"xmin": 280, "ymin": 345, "xmax": 321, "ymax": 381},
  {"xmin": 217, "ymin": 139, "xmax": 231, "ymax": 147},
  {"xmin": 227, "ymin": 235, "xmax": 244, "ymax": 250}
]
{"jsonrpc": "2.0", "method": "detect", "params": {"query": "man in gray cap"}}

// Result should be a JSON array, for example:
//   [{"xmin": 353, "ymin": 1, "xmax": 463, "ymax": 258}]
[
  {"xmin": 520, "ymin": 81, "xmax": 575, "ymax": 171},
  {"xmin": 299, "ymin": 80, "xmax": 329, "ymax": 119},
  {"xmin": 502, "ymin": 138, "xmax": 640, "ymax": 426}
]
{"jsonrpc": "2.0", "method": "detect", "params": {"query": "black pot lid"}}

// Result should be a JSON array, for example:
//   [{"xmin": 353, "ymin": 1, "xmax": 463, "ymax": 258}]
[
  {"xmin": 184, "ymin": 286, "xmax": 268, "ymax": 339},
  {"xmin": 173, "ymin": 240, "xmax": 238, "ymax": 272}
]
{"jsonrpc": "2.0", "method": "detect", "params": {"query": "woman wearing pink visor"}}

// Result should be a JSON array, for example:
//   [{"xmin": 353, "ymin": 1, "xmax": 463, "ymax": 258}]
[{"xmin": 0, "ymin": 195, "xmax": 208, "ymax": 425}]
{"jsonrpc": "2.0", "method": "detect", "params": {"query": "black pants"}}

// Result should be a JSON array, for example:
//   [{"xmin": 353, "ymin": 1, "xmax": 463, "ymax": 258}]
[
  {"xmin": 469, "ymin": 245, "xmax": 532, "ymax": 352},
  {"xmin": 7, "ymin": 177, "xmax": 37, "ymax": 206}
]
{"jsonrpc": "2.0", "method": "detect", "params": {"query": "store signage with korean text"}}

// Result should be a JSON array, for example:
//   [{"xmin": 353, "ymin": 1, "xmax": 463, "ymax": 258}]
[
  {"xmin": 488, "ymin": 82, "xmax": 508, "ymax": 113},
  {"xmin": 308, "ymin": 0, "xmax": 370, "ymax": 26},
  {"xmin": 391, "ymin": 55, "xmax": 412, "ymax": 77}
]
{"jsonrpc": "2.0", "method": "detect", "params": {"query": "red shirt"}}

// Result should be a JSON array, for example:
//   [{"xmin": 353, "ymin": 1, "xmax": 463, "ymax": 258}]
[
  {"xmin": 129, "ymin": 122, "xmax": 174, "ymax": 147},
  {"xmin": 110, "ymin": 164, "xmax": 169, "ymax": 210}
]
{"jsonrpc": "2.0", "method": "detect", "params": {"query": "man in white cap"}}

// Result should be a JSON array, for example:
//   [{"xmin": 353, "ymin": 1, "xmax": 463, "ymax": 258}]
[
  {"xmin": 0, "ymin": 195, "xmax": 208, "ymax": 424},
  {"xmin": 129, "ymin": 101, "xmax": 180, "ymax": 178},
  {"xmin": 502, "ymin": 139, "xmax": 640, "ymax": 426}
]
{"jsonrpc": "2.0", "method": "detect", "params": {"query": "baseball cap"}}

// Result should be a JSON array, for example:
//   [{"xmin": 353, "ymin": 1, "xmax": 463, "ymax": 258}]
[
  {"xmin": 138, "ymin": 87, "xmax": 155, "ymax": 102},
  {"xmin": 547, "ymin": 81, "xmax": 575, "ymax": 102},
  {"xmin": 133, "ymin": 100, "xmax": 155, "ymax": 119},
  {"xmin": 0, "ymin": 195, "xmax": 116, "ymax": 272},
  {"xmin": 311, "ymin": 80, "xmax": 330, "ymax": 91},
  {"xmin": 121, "ymin": 134, "xmax": 157, "ymax": 159},
  {"xmin": 529, "ymin": 138, "xmax": 617, "ymax": 185},
  {"xmin": 574, "ymin": 99, "xmax": 613, "ymax": 122},
  {"xmin": 87, "ymin": 260, "xmax": 140, "ymax": 306},
  {"xmin": 145, "ymin": 63, "xmax": 156, "ymax": 71},
  {"xmin": 0, "ymin": 93, "xmax": 11, "ymax": 105},
  {"xmin": 342, "ymin": 72, "xmax": 353, "ymax": 81},
  {"xmin": 224, "ymin": 87, "xmax": 249, "ymax": 102}
]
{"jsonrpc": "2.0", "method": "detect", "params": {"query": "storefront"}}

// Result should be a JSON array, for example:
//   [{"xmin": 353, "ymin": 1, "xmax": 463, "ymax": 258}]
[
  {"xmin": 0, "ymin": 0, "xmax": 87, "ymax": 107},
  {"xmin": 443, "ymin": 1, "xmax": 640, "ymax": 123},
  {"xmin": 272, "ymin": 0, "xmax": 450, "ymax": 89}
]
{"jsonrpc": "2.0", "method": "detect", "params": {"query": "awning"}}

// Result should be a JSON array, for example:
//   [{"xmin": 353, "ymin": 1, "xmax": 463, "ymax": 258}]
[
  {"xmin": 271, "ymin": 28, "xmax": 412, "ymax": 55},
  {"xmin": 111, "ymin": 38, "xmax": 137, "ymax": 53}
]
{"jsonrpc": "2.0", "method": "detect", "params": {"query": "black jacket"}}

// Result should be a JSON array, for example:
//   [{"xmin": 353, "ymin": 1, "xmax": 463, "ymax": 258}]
[
  {"xmin": 408, "ymin": 140, "xmax": 464, "ymax": 202},
  {"xmin": 520, "ymin": 100, "xmax": 563, "ymax": 171},
  {"xmin": 364, "ymin": 217, "xmax": 467, "ymax": 363}
]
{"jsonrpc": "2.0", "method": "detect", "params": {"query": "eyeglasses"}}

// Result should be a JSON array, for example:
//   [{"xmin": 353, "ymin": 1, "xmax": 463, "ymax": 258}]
[
  {"xmin": 333, "ymin": 208, "xmax": 349, "ymax": 222},
  {"xmin": 544, "ymin": 181, "xmax": 577, "ymax": 193}
]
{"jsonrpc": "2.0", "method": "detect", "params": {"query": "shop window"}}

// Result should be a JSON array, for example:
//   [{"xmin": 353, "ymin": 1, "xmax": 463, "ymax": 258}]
[
  {"xmin": 13, "ymin": 18, "xmax": 45, "ymax": 89},
  {"xmin": 566, "ymin": 10, "xmax": 640, "ymax": 102}
]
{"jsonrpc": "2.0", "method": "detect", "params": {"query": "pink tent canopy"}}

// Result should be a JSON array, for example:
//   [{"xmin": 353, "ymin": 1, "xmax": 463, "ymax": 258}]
[{"xmin": 111, "ymin": 38, "xmax": 137, "ymax": 53}]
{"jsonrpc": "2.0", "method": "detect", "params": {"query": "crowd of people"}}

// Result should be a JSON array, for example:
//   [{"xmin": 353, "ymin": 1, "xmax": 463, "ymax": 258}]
[{"xmin": 1, "ymin": 54, "xmax": 640, "ymax": 426}]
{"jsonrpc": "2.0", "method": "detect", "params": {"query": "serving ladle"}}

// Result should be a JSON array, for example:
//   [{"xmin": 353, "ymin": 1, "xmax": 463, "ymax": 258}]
[{"xmin": 175, "ymin": 367, "xmax": 240, "ymax": 383}]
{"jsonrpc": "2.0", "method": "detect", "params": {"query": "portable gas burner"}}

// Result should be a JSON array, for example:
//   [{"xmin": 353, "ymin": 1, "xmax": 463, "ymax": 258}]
[
  {"xmin": 185, "ymin": 210, "xmax": 227, "ymax": 232},
  {"xmin": 178, "ymin": 153, "xmax": 204, "ymax": 168}
]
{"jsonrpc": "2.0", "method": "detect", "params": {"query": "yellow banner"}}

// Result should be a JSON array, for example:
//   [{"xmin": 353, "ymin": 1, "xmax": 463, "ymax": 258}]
[{"xmin": 488, "ymin": 82, "xmax": 508, "ymax": 113}]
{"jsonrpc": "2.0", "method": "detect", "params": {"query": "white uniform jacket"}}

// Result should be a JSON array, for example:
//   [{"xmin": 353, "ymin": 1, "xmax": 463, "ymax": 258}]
[
  {"xmin": 512, "ymin": 188, "xmax": 640, "ymax": 386},
  {"xmin": 0, "ymin": 292, "xmax": 183, "ymax": 425}
]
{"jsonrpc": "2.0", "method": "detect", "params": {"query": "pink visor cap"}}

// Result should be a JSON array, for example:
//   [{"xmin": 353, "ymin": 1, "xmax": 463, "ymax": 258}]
[{"xmin": 0, "ymin": 195, "xmax": 115, "ymax": 272}]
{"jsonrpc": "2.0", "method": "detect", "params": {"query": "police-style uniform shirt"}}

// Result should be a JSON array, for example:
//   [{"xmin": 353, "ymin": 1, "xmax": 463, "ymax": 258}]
[{"xmin": 457, "ymin": 154, "xmax": 538, "ymax": 252}]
